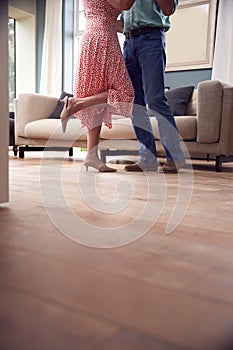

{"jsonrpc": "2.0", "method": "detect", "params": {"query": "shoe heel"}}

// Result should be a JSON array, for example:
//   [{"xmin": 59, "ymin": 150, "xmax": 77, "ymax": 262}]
[
  {"xmin": 62, "ymin": 119, "xmax": 68, "ymax": 133},
  {"xmin": 83, "ymin": 159, "xmax": 116, "ymax": 173},
  {"xmin": 60, "ymin": 97, "xmax": 69, "ymax": 133},
  {"xmin": 83, "ymin": 163, "xmax": 89, "ymax": 172},
  {"xmin": 60, "ymin": 96, "xmax": 68, "ymax": 107}
]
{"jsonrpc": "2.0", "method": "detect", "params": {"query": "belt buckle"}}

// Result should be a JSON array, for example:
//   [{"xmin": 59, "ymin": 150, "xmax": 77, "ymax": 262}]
[
  {"xmin": 138, "ymin": 28, "xmax": 143, "ymax": 35},
  {"xmin": 125, "ymin": 27, "xmax": 147, "ymax": 39}
]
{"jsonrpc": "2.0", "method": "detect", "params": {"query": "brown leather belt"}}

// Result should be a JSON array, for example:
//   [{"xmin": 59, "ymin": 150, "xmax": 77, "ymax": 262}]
[{"xmin": 125, "ymin": 26, "xmax": 164, "ymax": 39}]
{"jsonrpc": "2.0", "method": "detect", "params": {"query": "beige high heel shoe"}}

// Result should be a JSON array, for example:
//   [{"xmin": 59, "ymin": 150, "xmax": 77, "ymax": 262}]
[{"xmin": 84, "ymin": 159, "xmax": 117, "ymax": 172}]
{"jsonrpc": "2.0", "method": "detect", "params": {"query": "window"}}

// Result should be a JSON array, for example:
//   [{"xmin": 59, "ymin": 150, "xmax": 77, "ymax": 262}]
[
  {"xmin": 166, "ymin": 0, "xmax": 218, "ymax": 71},
  {"xmin": 73, "ymin": 0, "xmax": 86, "ymax": 76},
  {"xmin": 8, "ymin": 17, "xmax": 16, "ymax": 112},
  {"xmin": 75, "ymin": 0, "xmax": 86, "ymax": 32}
]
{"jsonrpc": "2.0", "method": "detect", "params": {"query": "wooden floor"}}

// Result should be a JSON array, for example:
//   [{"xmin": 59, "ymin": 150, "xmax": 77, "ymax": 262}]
[{"xmin": 1, "ymin": 150, "xmax": 233, "ymax": 350}]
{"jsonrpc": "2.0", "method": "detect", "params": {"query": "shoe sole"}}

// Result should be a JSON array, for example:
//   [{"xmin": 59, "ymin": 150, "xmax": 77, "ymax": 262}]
[
  {"xmin": 125, "ymin": 167, "xmax": 158, "ymax": 172},
  {"xmin": 158, "ymin": 168, "xmax": 178, "ymax": 173}
]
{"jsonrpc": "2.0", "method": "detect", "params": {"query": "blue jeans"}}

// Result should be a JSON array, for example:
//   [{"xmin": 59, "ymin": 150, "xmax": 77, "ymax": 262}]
[{"xmin": 123, "ymin": 28, "xmax": 184, "ymax": 163}]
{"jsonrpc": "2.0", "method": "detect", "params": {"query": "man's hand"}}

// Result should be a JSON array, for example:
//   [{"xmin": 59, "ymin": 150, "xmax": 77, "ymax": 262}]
[
  {"xmin": 157, "ymin": 0, "xmax": 175, "ymax": 16},
  {"xmin": 116, "ymin": 20, "xmax": 124, "ymax": 33}
]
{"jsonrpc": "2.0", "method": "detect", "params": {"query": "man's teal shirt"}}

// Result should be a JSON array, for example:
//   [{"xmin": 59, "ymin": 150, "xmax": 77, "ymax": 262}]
[{"xmin": 121, "ymin": 0, "xmax": 178, "ymax": 32}]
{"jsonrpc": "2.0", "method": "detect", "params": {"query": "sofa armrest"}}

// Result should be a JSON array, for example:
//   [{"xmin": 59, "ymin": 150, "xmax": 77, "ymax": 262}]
[
  {"xmin": 14, "ymin": 93, "xmax": 58, "ymax": 137},
  {"xmin": 197, "ymin": 80, "xmax": 223, "ymax": 143},
  {"xmin": 218, "ymin": 84, "xmax": 233, "ymax": 154}
]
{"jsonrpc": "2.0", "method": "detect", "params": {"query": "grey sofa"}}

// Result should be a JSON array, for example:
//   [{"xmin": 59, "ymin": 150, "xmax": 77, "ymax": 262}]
[{"xmin": 14, "ymin": 80, "xmax": 233, "ymax": 171}]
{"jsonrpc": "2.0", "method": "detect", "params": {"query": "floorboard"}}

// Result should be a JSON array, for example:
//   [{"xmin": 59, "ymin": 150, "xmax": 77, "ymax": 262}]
[{"xmin": 0, "ymin": 151, "xmax": 233, "ymax": 350}]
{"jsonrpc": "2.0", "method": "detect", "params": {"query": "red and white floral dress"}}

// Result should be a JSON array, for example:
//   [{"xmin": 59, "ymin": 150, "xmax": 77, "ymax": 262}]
[{"xmin": 73, "ymin": 0, "xmax": 134, "ymax": 129}]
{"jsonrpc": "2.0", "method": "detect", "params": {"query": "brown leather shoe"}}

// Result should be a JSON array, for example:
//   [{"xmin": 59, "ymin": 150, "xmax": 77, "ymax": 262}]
[
  {"xmin": 158, "ymin": 159, "xmax": 186, "ymax": 173},
  {"xmin": 125, "ymin": 161, "xmax": 158, "ymax": 172}
]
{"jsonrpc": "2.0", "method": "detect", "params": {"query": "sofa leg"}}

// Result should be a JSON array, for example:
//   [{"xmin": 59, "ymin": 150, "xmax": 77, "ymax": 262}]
[
  {"xmin": 19, "ymin": 147, "xmax": 25, "ymax": 159},
  {"xmin": 100, "ymin": 150, "xmax": 106, "ymax": 163},
  {"xmin": 215, "ymin": 156, "xmax": 222, "ymax": 172},
  {"xmin": 69, "ymin": 148, "xmax": 73, "ymax": 157},
  {"xmin": 13, "ymin": 145, "xmax": 18, "ymax": 156}
]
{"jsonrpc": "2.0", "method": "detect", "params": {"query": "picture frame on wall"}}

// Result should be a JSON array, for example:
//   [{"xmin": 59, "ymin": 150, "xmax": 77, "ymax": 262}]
[{"xmin": 165, "ymin": 0, "xmax": 218, "ymax": 71}]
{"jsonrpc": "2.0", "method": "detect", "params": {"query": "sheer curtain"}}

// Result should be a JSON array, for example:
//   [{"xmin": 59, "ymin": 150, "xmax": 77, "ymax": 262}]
[
  {"xmin": 40, "ymin": 0, "xmax": 63, "ymax": 96},
  {"xmin": 211, "ymin": 0, "xmax": 233, "ymax": 85}
]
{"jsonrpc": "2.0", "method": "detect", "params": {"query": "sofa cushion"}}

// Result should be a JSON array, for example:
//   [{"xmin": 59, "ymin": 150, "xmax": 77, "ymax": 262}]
[
  {"xmin": 24, "ymin": 119, "xmax": 87, "ymax": 141},
  {"xmin": 150, "ymin": 116, "xmax": 197, "ymax": 141},
  {"xmin": 174, "ymin": 116, "xmax": 197, "ymax": 140},
  {"xmin": 60, "ymin": 91, "xmax": 73, "ymax": 100},
  {"xmin": 166, "ymin": 86, "xmax": 195, "ymax": 116},
  {"xmin": 101, "ymin": 116, "xmax": 197, "ymax": 141},
  {"xmin": 101, "ymin": 118, "xmax": 136, "ymax": 140},
  {"xmin": 48, "ymin": 100, "xmax": 64, "ymax": 119},
  {"xmin": 185, "ymin": 89, "xmax": 197, "ymax": 116}
]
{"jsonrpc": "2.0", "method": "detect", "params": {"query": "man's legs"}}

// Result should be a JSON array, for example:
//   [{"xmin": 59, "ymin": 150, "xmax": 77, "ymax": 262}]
[
  {"xmin": 136, "ymin": 30, "xmax": 184, "ymax": 163},
  {"xmin": 123, "ymin": 38, "xmax": 157, "ymax": 169}
]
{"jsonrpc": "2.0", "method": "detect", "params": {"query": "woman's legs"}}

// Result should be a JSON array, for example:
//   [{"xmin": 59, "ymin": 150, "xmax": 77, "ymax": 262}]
[
  {"xmin": 61, "ymin": 92, "xmax": 116, "ymax": 171},
  {"xmin": 84, "ymin": 115, "xmax": 116, "ymax": 172},
  {"xmin": 86, "ymin": 125, "xmax": 102, "ymax": 162}
]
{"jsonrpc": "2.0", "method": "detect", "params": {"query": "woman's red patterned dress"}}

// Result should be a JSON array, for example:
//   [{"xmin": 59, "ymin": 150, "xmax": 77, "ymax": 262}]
[{"xmin": 73, "ymin": 0, "xmax": 134, "ymax": 129}]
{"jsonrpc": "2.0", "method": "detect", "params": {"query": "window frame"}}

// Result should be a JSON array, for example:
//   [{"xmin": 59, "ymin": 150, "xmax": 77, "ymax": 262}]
[{"xmin": 165, "ymin": 0, "xmax": 218, "ymax": 71}]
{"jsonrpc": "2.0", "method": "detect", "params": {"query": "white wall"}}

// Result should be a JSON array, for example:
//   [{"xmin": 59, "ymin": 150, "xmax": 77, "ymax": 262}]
[
  {"xmin": 0, "ymin": 0, "xmax": 36, "ymax": 204},
  {"xmin": 0, "ymin": 0, "xmax": 9, "ymax": 204}
]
